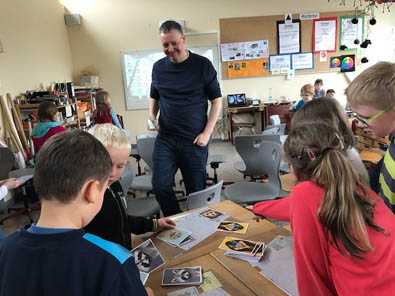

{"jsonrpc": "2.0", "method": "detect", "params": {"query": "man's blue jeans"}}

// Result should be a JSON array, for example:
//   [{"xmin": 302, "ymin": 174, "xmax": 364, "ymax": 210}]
[{"xmin": 152, "ymin": 134, "xmax": 208, "ymax": 216}]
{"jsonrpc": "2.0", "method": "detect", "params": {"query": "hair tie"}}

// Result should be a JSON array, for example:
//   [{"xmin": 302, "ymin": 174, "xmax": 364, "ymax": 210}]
[{"xmin": 321, "ymin": 147, "xmax": 335, "ymax": 156}]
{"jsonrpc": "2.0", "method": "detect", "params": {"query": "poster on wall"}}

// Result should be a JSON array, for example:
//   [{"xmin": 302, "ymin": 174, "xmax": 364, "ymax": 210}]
[
  {"xmin": 227, "ymin": 58, "xmax": 269, "ymax": 78},
  {"xmin": 313, "ymin": 17, "xmax": 338, "ymax": 52},
  {"xmin": 339, "ymin": 16, "xmax": 364, "ymax": 50},
  {"xmin": 220, "ymin": 42, "xmax": 245, "ymax": 62},
  {"xmin": 291, "ymin": 53, "xmax": 314, "ymax": 70},
  {"xmin": 277, "ymin": 20, "xmax": 301, "ymax": 54},
  {"xmin": 221, "ymin": 40, "xmax": 269, "ymax": 62},
  {"xmin": 244, "ymin": 40, "xmax": 269, "ymax": 59},
  {"xmin": 340, "ymin": 54, "xmax": 355, "ymax": 72},
  {"xmin": 330, "ymin": 56, "xmax": 341, "ymax": 68},
  {"xmin": 269, "ymin": 54, "xmax": 291, "ymax": 72}
]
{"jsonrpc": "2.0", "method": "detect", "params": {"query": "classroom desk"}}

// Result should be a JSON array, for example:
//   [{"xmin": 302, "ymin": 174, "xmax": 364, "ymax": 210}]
[
  {"xmin": 142, "ymin": 200, "xmax": 291, "ymax": 295},
  {"xmin": 145, "ymin": 200, "xmax": 278, "ymax": 267}
]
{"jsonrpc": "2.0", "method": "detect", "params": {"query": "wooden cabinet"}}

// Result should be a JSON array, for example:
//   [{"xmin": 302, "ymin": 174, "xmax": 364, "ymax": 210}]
[
  {"xmin": 264, "ymin": 102, "xmax": 292, "ymax": 131},
  {"xmin": 264, "ymin": 103, "xmax": 292, "ymax": 123}
]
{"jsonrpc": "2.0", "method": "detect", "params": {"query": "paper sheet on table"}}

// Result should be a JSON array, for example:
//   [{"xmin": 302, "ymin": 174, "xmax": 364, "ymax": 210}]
[
  {"xmin": 17, "ymin": 174, "xmax": 33, "ymax": 184},
  {"xmin": 157, "ymin": 228, "xmax": 192, "ymax": 247},
  {"xmin": 200, "ymin": 271, "xmax": 222, "ymax": 292},
  {"xmin": 167, "ymin": 287, "xmax": 199, "ymax": 296},
  {"xmin": 173, "ymin": 208, "xmax": 228, "ymax": 251},
  {"xmin": 200, "ymin": 288, "xmax": 231, "ymax": 296},
  {"xmin": 258, "ymin": 236, "xmax": 298, "ymax": 296}
]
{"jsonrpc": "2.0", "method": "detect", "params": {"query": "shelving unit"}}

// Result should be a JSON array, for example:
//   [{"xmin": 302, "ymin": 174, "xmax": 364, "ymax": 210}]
[
  {"xmin": 74, "ymin": 86, "xmax": 101, "ymax": 129},
  {"xmin": 16, "ymin": 102, "xmax": 81, "ymax": 133}
]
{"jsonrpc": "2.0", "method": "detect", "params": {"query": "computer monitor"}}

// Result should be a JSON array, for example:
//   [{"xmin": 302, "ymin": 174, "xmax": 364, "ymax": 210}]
[{"xmin": 227, "ymin": 93, "xmax": 246, "ymax": 107}]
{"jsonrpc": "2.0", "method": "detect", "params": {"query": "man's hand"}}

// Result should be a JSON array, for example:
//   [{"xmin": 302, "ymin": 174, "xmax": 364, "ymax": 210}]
[
  {"xmin": 2, "ymin": 178, "xmax": 22, "ymax": 190},
  {"xmin": 147, "ymin": 118, "xmax": 158, "ymax": 131},
  {"xmin": 145, "ymin": 287, "xmax": 154, "ymax": 296},
  {"xmin": 158, "ymin": 218, "xmax": 176, "ymax": 229},
  {"xmin": 193, "ymin": 132, "xmax": 211, "ymax": 146}
]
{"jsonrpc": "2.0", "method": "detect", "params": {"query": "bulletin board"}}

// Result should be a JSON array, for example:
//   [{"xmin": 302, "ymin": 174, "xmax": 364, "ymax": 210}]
[{"xmin": 219, "ymin": 11, "xmax": 358, "ymax": 79}]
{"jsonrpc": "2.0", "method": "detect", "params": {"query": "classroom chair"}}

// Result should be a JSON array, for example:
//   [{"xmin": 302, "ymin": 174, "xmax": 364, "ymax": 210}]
[
  {"xmin": 186, "ymin": 181, "xmax": 223, "ymax": 210},
  {"xmin": 128, "ymin": 134, "xmax": 156, "ymax": 197},
  {"xmin": 224, "ymin": 141, "xmax": 288, "ymax": 204},
  {"xmin": 262, "ymin": 124, "xmax": 286, "ymax": 136},
  {"xmin": 233, "ymin": 134, "xmax": 269, "ymax": 180}
]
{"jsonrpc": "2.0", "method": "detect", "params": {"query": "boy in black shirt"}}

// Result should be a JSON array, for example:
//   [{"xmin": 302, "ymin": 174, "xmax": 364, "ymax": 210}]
[
  {"xmin": 0, "ymin": 130, "xmax": 151, "ymax": 296},
  {"xmin": 85, "ymin": 123, "xmax": 175, "ymax": 249}
]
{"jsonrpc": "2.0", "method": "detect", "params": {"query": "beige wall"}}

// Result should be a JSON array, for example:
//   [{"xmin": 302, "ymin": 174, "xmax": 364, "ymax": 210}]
[
  {"xmin": 66, "ymin": 0, "xmax": 395, "ymax": 136},
  {"xmin": 0, "ymin": 0, "xmax": 73, "ymax": 96}
]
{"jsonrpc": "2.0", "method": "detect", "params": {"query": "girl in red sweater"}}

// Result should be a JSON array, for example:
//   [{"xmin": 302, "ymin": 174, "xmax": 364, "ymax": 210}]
[
  {"xmin": 253, "ymin": 97, "xmax": 368, "ymax": 221},
  {"xmin": 279, "ymin": 123, "xmax": 395, "ymax": 295}
]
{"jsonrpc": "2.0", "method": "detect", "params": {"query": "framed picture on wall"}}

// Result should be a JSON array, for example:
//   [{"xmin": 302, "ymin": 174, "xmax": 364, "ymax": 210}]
[
  {"xmin": 291, "ymin": 52, "xmax": 314, "ymax": 70},
  {"xmin": 339, "ymin": 16, "xmax": 364, "ymax": 50},
  {"xmin": 277, "ymin": 20, "xmax": 301, "ymax": 54},
  {"xmin": 313, "ymin": 17, "xmax": 338, "ymax": 53},
  {"xmin": 269, "ymin": 54, "xmax": 292, "ymax": 72}
]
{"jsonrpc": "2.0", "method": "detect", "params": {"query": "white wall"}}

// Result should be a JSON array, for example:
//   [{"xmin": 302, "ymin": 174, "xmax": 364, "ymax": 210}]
[
  {"xmin": 0, "ymin": 0, "xmax": 73, "ymax": 96},
  {"xmin": 66, "ymin": 0, "xmax": 395, "ymax": 135}
]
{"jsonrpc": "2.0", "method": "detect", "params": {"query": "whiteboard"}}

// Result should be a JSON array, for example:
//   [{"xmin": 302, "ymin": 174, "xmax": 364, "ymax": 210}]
[{"xmin": 121, "ymin": 46, "xmax": 220, "ymax": 110}]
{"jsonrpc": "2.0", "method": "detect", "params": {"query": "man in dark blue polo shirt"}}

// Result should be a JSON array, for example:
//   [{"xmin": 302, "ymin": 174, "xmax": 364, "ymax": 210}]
[{"xmin": 149, "ymin": 20, "xmax": 222, "ymax": 216}]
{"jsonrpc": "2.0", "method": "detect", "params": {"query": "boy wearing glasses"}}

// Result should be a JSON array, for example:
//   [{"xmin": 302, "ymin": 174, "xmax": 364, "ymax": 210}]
[{"xmin": 346, "ymin": 62, "xmax": 395, "ymax": 211}]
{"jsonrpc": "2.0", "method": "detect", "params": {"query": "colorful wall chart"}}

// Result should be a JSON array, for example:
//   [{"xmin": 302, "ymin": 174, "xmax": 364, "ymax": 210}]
[
  {"xmin": 340, "ymin": 54, "xmax": 355, "ymax": 72},
  {"xmin": 227, "ymin": 59, "xmax": 269, "ymax": 78}
]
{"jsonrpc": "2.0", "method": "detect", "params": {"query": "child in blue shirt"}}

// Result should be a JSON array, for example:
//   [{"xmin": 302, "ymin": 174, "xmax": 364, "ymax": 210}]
[
  {"xmin": 0, "ymin": 130, "xmax": 152, "ymax": 296},
  {"xmin": 292, "ymin": 84, "xmax": 314, "ymax": 112}
]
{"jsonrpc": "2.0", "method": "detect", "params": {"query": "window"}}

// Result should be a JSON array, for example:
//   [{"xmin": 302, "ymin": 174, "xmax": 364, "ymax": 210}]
[{"xmin": 121, "ymin": 46, "xmax": 219, "ymax": 110}]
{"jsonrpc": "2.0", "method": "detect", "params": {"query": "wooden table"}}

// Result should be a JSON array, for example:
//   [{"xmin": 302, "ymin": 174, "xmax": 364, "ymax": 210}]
[
  {"xmin": 359, "ymin": 149, "xmax": 384, "ymax": 165},
  {"xmin": 143, "ymin": 200, "xmax": 291, "ymax": 295},
  {"xmin": 280, "ymin": 173, "xmax": 297, "ymax": 193}
]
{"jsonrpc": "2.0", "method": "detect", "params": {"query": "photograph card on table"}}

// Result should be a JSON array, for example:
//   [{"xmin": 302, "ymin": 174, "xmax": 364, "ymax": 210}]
[
  {"xmin": 217, "ymin": 221, "xmax": 249, "ymax": 234},
  {"xmin": 219, "ymin": 237, "xmax": 265, "ymax": 255},
  {"xmin": 162, "ymin": 267, "xmax": 203, "ymax": 286},
  {"xmin": 199, "ymin": 208, "xmax": 225, "ymax": 220},
  {"xmin": 131, "ymin": 239, "xmax": 165, "ymax": 273}
]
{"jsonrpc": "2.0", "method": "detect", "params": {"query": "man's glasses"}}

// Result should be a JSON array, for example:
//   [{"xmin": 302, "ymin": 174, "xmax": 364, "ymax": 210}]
[{"xmin": 354, "ymin": 107, "xmax": 393, "ymax": 127}]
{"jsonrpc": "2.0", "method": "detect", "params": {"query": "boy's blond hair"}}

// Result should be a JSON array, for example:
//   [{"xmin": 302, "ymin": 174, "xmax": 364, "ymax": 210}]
[
  {"xmin": 345, "ymin": 62, "xmax": 395, "ymax": 110},
  {"xmin": 301, "ymin": 84, "xmax": 314, "ymax": 96},
  {"xmin": 89, "ymin": 123, "xmax": 130, "ymax": 152}
]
